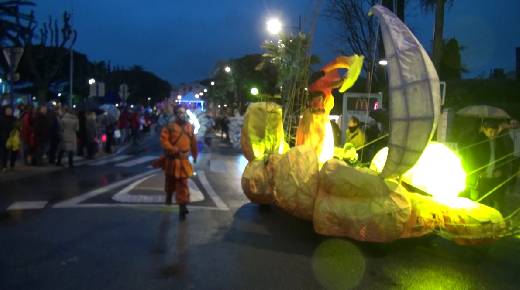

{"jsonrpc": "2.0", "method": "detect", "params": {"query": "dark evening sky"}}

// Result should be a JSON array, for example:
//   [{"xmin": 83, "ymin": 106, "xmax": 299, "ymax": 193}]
[{"xmin": 35, "ymin": 0, "xmax": 520, "ymax": 85}]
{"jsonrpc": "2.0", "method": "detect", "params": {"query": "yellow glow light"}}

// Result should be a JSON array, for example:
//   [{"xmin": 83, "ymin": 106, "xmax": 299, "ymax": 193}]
[
  {"xmin": 371, "ymin": 142, "xmax": 466, "ymax": 199},
  {"xmin": 319, "ymin": 121, "xmax": 335, "ymax": 165}
]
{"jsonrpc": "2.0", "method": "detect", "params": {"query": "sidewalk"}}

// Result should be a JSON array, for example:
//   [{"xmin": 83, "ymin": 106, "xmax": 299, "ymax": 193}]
[{"xmin": 0, "ymin": 143, "xmax": 130, "ymax": 183}]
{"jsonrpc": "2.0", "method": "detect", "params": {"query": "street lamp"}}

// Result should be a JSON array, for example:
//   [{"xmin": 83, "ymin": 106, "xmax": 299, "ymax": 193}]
[
  {"xmin": 88, "ymin": 78, "xmax": 96, "ymax": 85},
  {"xmin": 266, "ymin": 17, "xmax": 282, "ymax": 35},
  {"xmin": 224, "ymin": 66, "xmax": 231, "ymax": 73},
  {"xmin": 195, "ymin": 93, "xmax": 200, "ymax": 99},
  {"xmin": 57, "ymin": 92, "xmax": 62, "ymax": 97},
  {"xmin": 147, "ymin": 97, "xmax": 151, "ymax": 101},
  {"xmin": 203, "ymin": 88, "xmax": 208, "ymax": 93},
  {"xmin": 250, "ymin": 87, "xmax": 259, "ymax": 96},
  {"xmin": 210, "ymin": 81, "xmax": 215, "ymax": 86},
  {"xmin": 177, "ymin": 94, "xmax": 182, "ymax": 100}
]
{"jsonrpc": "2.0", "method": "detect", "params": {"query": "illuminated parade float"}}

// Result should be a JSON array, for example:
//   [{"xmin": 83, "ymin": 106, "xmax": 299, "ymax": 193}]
[{"xmin": 240, "ymin": 5, "xmax": 518, "ymax": 245}]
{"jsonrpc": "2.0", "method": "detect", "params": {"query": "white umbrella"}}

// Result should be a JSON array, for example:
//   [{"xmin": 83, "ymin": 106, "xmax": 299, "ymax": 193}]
[{"xmin": 457, "ymin": 105, "xmax": 510, "ymax": 119}]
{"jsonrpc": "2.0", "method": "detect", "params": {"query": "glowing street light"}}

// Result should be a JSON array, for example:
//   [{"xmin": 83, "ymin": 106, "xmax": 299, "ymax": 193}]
[
  {"xmin": 57, "ymin": 92, "xmax": 62, "ymax": 97},
  {"xmin": 88, "ymin": 78, "xmax": 96, "ymax": 85},
  {"xmin": 203, "ymin": 88, "xmax": 208, "ymax": 93},
  {"xmin": 250, "ymin": 87, "xmax": 259, "ymax": 96},
  {"xmin": 177, "ymin": 94, "xmax": 182, "ymax": 100},
  {"xmin": 147, "ymin": 97, "xmax": 151, "ymax": 102},
  {"xmin": 224, "ymin": 66, "xmax": 231, "ymax": 73},
  {"xmin": 210, "ymin": 81, "xmax": 215, "ymax": 86},
  {"xmin": 266, "ymin": 17, "xmax": 282, "ymax": 35},
  {"xmin": 378, "ymin": 59, "xmax": 388, "ymax": 66},
  {"xmin": 195, "ymin": 93, "xmax": 200, "ymax": 99}
]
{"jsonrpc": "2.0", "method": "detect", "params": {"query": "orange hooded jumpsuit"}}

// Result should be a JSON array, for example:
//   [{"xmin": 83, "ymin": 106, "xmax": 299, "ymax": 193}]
[{"xmin": 160, "ymin": 121, "xmax": 198, "ymax": 204}]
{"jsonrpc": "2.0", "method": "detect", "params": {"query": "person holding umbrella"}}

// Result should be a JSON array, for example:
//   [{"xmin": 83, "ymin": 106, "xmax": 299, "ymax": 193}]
[{"xmin": 462, "ymin": 118, "xmax": 514, "ymax": 212}]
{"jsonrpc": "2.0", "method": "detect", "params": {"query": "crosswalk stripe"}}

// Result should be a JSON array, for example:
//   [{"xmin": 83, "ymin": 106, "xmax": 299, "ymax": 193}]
[
  {"xmin": 53, "ymin": 169, "xmax": 160, "ymax": 208},
  {"xmin": 89, "ymin": 155, "xmax": 132, "ymax": 166},
  {"xmin": 197, "ymin": 171, "xmax": 229, "ymax": 210},
  {"xmin": 111, "ymin": 175, "xmax": 205, "ymax": 203},
  {"xmin": 7, "ymin": 201, "xmax": 48, "ymax": 210},
  {"xmin": 115, "ymin": 156, "xmax": 159, "ymax": 167}
]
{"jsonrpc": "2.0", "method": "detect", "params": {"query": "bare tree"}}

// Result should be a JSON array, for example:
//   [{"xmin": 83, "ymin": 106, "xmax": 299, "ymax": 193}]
[
  {"xmin": 325, "ymin": 0, "xmax": 379, "ymax": 77},
  {"xmin": 0, "ymin": 0, "xmax": 35, "ymax": 49},
  {"xmin": 20, "ymin": 11, "xmax": 77, "ymax": 101}
]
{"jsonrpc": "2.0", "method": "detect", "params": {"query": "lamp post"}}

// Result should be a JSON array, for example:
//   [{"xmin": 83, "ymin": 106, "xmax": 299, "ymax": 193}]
[{"xmin": 378, "ymin": 59, "xmax": 388, "ymax": 66}]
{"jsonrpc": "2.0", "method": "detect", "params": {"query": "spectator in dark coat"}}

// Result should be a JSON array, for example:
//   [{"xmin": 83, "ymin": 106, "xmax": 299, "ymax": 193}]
[
  {"xmin": 48, "ymin": 107, "xmax": 62, "ymax": 164},
  {"xmin": 33, "ymin": 105, "xmax": 52, "ymax": 165},
  {"xmin": 77, "ymin": 110, "xmax": 87, "ymax": 157},
  {"xmin": 85, "ymin": 111, "xmax": 98, "ymax": 159}
]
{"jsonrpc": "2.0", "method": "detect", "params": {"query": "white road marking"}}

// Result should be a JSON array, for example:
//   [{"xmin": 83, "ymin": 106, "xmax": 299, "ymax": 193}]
[
  {"xmin": 111, "ymin": 174, "xmax": 204, "ymax": 203},
  {"xmin": 89, "ymin": 155, "xmax": 132, "ymax": 166},
  {"xmin": 114, "ymin": 143, "xmax": 130, "ymax": 155},
  {"xmin": 197, "ymin": 170, "xmax": 229, "ymax": 210},
  {"xmin": 54, "ymin": 203, "xmax": 227, "ymax": 211},
  {"xmin": 7, "ymin": 201, "xmax": 48, "ymax": 210},
  {"xmin": 115, "ymin": 156, "xmax": 158, "ymax": 167},
  {"xmin": 53, "ymin": 169, "xmax": 160, "ymax": 208},
  {"xmin": 209, "ymin": 155, "xmax": 248, "ymax": 174},
  {"xmin": 209, "ymin": 159, "xmax": 228, "ymax": 173}
]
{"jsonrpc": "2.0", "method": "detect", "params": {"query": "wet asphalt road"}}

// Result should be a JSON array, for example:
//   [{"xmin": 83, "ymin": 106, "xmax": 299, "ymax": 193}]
[{"xmin": 1, "ymin": 134, "xmax": 520, "ymax": 290}]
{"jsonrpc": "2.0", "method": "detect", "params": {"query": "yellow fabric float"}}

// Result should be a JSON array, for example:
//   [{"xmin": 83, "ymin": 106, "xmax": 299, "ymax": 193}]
[
  {"xmin": 240, "ymin": 102, "xmax": 286, "ymax": 162},
  {"xmin": 273, "ymin": 146, "xmax": 320, "ymax": 220}
]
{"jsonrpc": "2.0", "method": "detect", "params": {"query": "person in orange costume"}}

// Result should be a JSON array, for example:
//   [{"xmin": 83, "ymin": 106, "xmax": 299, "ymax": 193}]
[
  {"xmin": 296, "ymin": 55, "xmax": 364, "ymax": 157},
  {"xmin": 160, "ymin": 105, "xmax": 198, "ymax": 220}
]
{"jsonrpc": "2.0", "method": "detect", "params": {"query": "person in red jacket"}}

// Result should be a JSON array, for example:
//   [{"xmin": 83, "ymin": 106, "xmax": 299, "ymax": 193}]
[
  {"xmin": 20, "ymin": 105, "xmax": 34, "ymax": 165},
  {"xmin": 118, "ymin": 108, "xmax": 130, "ymax": 143}
]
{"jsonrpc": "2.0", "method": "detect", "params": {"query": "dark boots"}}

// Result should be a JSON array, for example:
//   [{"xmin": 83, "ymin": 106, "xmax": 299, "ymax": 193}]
[
  {"xmin": 179, "ymin": 204, "xmax": 189, "ymax": 221},
  {"xmin": 165, "ymin": 193, "xmax": 189, "ymax": 221},
  {"xmin": 165, "ymin": 192, "xmax": 173, "ymax": 205}
]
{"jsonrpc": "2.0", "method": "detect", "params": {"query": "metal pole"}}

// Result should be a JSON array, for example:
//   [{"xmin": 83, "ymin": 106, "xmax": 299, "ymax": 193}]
[
  {"xmin": 9, "ymin": 69, "xmax": 14, "ymax": 108},
  {"xmin": 69, "ymin": 7, "xmax": 74, "ymax": 107}
]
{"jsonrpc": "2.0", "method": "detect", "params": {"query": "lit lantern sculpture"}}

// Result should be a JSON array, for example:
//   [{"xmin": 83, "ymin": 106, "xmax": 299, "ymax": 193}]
[{"xmin": 240, "ymin": 5, "xmax": 518, "ymax": 244}]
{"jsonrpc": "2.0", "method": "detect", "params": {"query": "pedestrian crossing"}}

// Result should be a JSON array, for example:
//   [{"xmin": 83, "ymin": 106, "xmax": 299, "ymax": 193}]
[
  {"xmin": 89, "ymin": 154, "xmax": 132, "ymax": 166},
  {"xmin": 71, "ymin": 154, "xmax": 159, "ymax": 168},
  {"xmin": 114, "ymin": 156, "xmax": 158, "ymax": 167}
]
